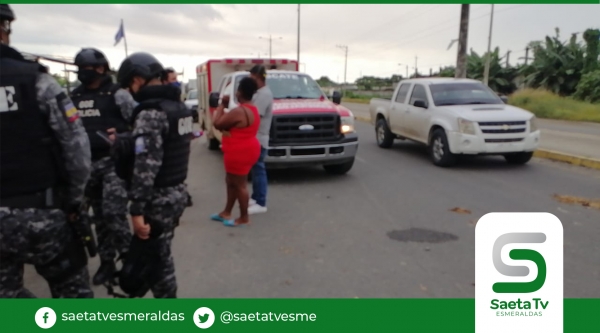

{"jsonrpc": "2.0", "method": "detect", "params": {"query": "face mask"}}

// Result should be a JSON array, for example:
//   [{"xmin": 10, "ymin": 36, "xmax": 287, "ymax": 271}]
[
  {"xmin": 77, "ymin": 69, "xmax": 101, "ymax": 86},
  {"xmin": 170, "ymin": 81, "xmax": 181, "ymax": 88}
]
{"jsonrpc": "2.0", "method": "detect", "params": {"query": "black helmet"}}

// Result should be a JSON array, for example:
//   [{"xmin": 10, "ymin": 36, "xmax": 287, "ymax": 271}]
[
  {"xmin": 117, "ymin": 52, "xmax": 164, "ymax": 87},
  {"xmin": 0, "ymin": 4, "xmax": 15, "ymax": 22},
  {"xmin": 74, "ymin": 48, "xmax": 109, "ymax": 68},
  {"xmin": 118, "ymin": 223, "xmax": 166, "ymax": 298}
]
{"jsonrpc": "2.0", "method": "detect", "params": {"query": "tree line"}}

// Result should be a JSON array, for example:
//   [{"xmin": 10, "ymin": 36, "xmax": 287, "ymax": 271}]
[{"xmin": 317, "ymin": 27, "xmax": 600, "ymax": 103}]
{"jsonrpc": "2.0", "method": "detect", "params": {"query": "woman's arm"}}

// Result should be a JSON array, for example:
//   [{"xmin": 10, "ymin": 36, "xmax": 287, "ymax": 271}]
[{"xmin": 213, "ymin": 96, "xmax": 242, "ymax": 131}]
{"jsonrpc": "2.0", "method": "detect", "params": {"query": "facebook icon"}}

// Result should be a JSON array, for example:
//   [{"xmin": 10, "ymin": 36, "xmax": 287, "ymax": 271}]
[{"xmin": 35, "ymin": 307, "xmax": 56, "ymax": 329}]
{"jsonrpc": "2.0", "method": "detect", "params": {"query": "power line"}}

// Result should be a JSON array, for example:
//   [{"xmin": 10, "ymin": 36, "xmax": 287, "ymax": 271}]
[
  {"xmin": 345, "ymin": 5, "xmax": 435, "ymax": 45},
  {"xmin": 350, "ymin": 4, "xmax": 529, "ymax": 59}
]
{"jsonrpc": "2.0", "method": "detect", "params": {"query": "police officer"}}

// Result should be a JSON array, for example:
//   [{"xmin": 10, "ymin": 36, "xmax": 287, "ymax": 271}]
[
  {"xmin": 0, "ymin": 4, "xmax": 93, "ymax": 298},
  {"xmin": 70, "ymin": 48, "xmax": 134, "ymax": 286},
  {"xmin": 115, "ymin": 52, "xmax": 192, "ymax": 298}
]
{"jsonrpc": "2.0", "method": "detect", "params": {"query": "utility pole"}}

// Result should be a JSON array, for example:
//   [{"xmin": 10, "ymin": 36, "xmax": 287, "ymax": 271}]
[
  {"xmin": 524, "ymin": 47, "xmax": 530, "ymax": 65},
  {"xmin": 259, "ymin": 35, "xmax": 282, "ymax": 59},
  {"xmin": 297, "ymin": 4, "xmax": 300, "ymax": 64},
  {"xmin": 483, "ymin": 4, "xmax": 494, "ymax": 86},
  {"xmin": 429, "ymin": 68, "xmax": 432, "ymax": 77},
  {"xmin": 414, "ymin": 56, "xmax": 418, "ymax": 77},
  {"xmin": 455, "ymin": 4, "xmax": 470, "ymax": 78},
  {"xmin": 336, "ymin": 44, "xmax": 348, "ymax": 89},
  {"xmin": 506, "ymin": 50, "xmax": 511, "ymax": 67}
]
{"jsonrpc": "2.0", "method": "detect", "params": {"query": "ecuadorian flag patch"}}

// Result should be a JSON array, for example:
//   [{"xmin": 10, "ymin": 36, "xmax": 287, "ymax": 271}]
[{"xmin": 64, "ymin": 102, "xmax": 79, "ymax": 122}]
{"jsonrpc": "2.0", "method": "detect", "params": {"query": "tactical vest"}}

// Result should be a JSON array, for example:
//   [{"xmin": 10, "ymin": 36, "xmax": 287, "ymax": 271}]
[
  {"xmin": 0, "ymin": 55, "xmax": 61, "ymax": 199},
  {"xmin": 71, "ymin": 79, "xmax": 129, "ymax": 161},
  {"xmin": 132, "ymin": 98, "xmax": 192, "ymax": 188}
]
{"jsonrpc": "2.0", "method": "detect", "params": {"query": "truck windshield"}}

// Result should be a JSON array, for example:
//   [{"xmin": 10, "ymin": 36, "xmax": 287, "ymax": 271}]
[
  {"xmin": 429, "ymin": 83, "xmax": 503, "ymax": 106},
  {"xmin": 235, "ymin": 73, "xmax": 324, "ymax": 100}
]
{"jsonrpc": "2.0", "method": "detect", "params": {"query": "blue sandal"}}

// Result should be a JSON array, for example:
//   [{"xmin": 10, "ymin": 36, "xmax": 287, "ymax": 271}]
[
  {"xmin": 223, "ymin": 219, "xmax": 248, "ymax": 227},
  {"xmin": 222, "ymin": 219, "xmax": 237, "ymax": 227},
  {"xmin": 210, "ymin": 214, "xmax": 226, "ymax": 222}
]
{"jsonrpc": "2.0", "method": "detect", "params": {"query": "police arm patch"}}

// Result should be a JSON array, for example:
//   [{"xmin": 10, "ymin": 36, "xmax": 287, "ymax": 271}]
[
  {"xmin": 56, "ymin": 92, "xmax": 79, "ymax": 123},
  {"xmin": 135, "ymin": 136, "xmax": 147, "ymax": 155}
]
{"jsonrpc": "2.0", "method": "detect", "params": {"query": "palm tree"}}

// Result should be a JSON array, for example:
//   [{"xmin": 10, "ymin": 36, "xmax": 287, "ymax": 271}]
[
  {"xmin": 520, "ymin": 28, "xmax": 585, "ymax": 96},
  {"xmin": 466, "ymin": 47, "xmax": 518, "ymax": 95}
]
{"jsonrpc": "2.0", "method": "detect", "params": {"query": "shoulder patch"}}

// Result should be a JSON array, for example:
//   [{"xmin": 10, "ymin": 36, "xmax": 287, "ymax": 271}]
[
  {"xmin": 64, "ymin": 101, "xmax": 79, "ymax": 122},
  {"xmin": 56, "ymin": 92, "xmax": 80, "ymax": 123},
  {"xmin": 134, "ymin": 136, "xmax": 146, "ymax": 155}
]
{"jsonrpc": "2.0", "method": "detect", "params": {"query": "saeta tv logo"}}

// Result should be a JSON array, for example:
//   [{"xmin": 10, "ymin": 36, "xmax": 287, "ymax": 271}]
[
  {"xmin": 475, "ymin": 213, "xmax": 563, "ymax": 333},
  {"xmin": 492, "ymin": 232, "xmax": 546, "ymax": 293}
]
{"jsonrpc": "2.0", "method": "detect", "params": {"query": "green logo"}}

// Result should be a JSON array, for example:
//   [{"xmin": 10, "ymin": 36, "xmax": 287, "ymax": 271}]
[{"xmin": 492, "ymin": 232, "xmax": 547, "ymax": 293}]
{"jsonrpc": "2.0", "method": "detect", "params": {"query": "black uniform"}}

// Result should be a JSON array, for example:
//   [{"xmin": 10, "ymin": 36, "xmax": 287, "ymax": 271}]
[
  {"xmin": 115, "ymin": 52, "xmax": 191, "ymax": 298},
  {"xmin": 0, "ymin": 39, "xmax": 93, "ymax": 298},
  {"xmin": 71, "ymin": 48, "xmax": 134, "ymax": 286}
]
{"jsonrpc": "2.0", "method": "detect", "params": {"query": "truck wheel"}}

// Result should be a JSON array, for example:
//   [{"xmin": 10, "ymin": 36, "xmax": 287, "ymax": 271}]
[
  {"xmin": 375, "ymin": 119, "xmax": 394, "ymax": 148},
  {"xmin": 429, "ymin": 129, "xmax": 457, "ymax": 167},
  {"xmin": 323, "ymin": 158, "xmax": 355, "ymax": 175},
  {"xmin": 504, "ymin": 152, "xmax": 533, "ymax": 165},
  {"xmin": 208, "ymin": 138, "xmax": 220, "ymax": 151}
]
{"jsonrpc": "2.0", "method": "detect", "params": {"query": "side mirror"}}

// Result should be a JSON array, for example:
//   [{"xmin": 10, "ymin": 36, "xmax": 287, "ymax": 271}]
[
  {"xmin": 332, "ymin": 91, "xmax": 342, "ymax": 105},
  {"xmin": 413, "ymin": 100, "xmax": 428, "ymax": 108},
  {"xmin": 209, "ymin": 92, "xmax": 220, "ymax": 108},
  {"xmin": 500, "ymin": 96, "xmax": 508, "ymax": 104}
]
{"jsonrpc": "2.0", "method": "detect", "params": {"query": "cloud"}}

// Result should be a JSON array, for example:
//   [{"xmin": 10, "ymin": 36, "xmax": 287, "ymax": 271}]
[{"xmin": 9, "ymin": 4, "xmax": 600, "ymax": 83}]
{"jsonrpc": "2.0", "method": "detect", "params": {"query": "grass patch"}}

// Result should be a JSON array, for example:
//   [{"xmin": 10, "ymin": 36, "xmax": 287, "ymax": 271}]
[
  {"xmin": 344, "ymin": 98, "xmax": 369, "ymax": 104},
  {"xmin": 509, "ymin": 89, "xmax": 600, "ymax": 123}
]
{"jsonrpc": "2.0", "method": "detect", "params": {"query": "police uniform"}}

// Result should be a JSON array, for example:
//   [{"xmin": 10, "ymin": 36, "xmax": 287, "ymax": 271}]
[
  {"xmin": 70, "ymin": 56, "xmax": 134, "ymax": 284},
  {"xmin": 0, "ymin": 41, "xmax": 93, "ymax": 298},
  {"xmin": 116, "ymin": 53, "xmax": 192, "ymax": 298}
]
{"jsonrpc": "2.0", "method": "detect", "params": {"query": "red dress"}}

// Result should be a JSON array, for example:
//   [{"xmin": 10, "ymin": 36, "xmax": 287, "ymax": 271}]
[{"xmin": 221, "ymin": 103, "xmax": 261, "ymax": 175}]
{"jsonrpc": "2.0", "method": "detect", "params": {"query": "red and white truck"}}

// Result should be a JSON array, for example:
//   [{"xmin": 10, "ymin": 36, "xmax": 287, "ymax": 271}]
[{"xmin": 196, "ymin": 58, "xmax": 358, "ymax": 174}]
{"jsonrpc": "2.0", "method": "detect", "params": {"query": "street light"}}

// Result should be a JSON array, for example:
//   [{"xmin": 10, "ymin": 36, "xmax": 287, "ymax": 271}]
[
  {"xmin": 259, "ymin": 35, "xmax": 283, "ymax": 59},
  {"xmin": 397, "ymin": 63, "xmax": 403, "ymax": 81}
]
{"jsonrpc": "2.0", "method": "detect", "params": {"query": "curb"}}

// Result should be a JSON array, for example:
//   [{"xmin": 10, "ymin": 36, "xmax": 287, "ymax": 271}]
[
  {"xmin": 533, "ymin": 149, "xmax": 600, "ymax": 170},
  {"xmin": 354, "ymin": 115, "xmax": 600, "ymax": 170}
]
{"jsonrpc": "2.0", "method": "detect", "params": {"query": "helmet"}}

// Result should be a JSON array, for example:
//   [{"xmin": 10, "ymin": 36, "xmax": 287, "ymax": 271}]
[
  {"xmin": 117, "ymin": 52, "xmax": 164, "ymax": 87},
  {"xmin": 74, "ymin": 48, "xmax": 109, "ymax": 68},
  {"xmin": 0, "ymin": 4, "xmax": 15, "ymax": 22},
  {"xmin": 117, "ymin": 223, "xmax": 166, "ymax": 298}
]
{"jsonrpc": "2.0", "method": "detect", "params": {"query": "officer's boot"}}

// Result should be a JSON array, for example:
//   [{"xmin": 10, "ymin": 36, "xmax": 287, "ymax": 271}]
[{"xmin": 93, "ymin": 260, "xmax": 116, "ymax": 286}]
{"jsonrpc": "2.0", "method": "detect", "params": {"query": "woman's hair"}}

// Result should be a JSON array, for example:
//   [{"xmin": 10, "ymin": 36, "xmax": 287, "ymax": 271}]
[{"xmin": 237, "ymin": 77, "xmax": 258, "ymax": 101}]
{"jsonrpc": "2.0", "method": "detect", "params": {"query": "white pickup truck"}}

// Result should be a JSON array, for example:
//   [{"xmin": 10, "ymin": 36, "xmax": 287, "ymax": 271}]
[{"xmin": 369, "ymin": 78, "xmax": 540, "ymax": 166}]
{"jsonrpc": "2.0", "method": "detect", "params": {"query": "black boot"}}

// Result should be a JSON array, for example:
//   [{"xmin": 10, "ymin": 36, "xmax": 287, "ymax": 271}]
[{"xmin": 93, "ymin": 260, "xmax": 116, "ymax": 286}]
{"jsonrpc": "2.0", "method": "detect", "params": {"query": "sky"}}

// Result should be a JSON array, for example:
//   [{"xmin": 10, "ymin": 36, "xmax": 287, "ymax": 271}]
[{"xmin": 9, "ymin": 4, "xmax": 600, "ymax": 84}]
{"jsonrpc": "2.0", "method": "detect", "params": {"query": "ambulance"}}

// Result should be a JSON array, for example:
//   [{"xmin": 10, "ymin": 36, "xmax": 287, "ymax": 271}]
[{"xmin": 196, "ymin": 58, "xmax": 358, "ymax": 174}]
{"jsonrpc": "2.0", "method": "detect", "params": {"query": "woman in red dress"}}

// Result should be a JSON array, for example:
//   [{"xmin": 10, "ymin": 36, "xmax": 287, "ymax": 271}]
[{"xmin": 211, "ymin": 77, "xmax": 261, "ymax": 226}]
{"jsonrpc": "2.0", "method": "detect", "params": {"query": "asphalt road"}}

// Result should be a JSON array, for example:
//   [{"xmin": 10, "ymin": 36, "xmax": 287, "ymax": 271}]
[
  {"xmin": 344, "ymin": 102, "xmax": 600, "ymax": 159},
  {"xmin": 24, "ymin": 122, "xmax": 600, "ymax": 298}
]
